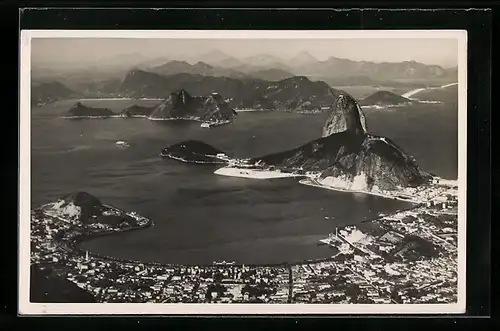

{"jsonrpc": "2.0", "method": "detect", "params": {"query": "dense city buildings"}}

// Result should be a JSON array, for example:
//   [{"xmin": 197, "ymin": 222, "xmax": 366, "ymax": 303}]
[{"xmin": 31, "ymin": 179, "xmax": 458, "ymax": 304}]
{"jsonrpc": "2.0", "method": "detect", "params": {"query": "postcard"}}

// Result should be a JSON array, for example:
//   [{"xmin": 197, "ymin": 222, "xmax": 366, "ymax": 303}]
[{"xmin": 19, "ymin": 29, "xmax": 467, "ymax": 315}]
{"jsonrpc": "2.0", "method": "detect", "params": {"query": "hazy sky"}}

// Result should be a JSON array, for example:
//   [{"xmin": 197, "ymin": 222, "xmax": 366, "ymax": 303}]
[{"xmin": 31, "ymin": 38, "xmax": 459, "ymax": 68}]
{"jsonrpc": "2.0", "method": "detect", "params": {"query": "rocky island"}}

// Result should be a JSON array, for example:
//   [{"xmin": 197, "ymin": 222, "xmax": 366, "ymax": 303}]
[
  {"xmin": 149, "ymin": 89, "xmax": 237, "ymax": 126},
  {"xmin": 359, "ymin": 91, "xmax": 413, "ymax": 108},
  {"xmin": 65, "ymin": 102, "xmax": 117, "ymax": 118},
  {"xmin": 160, "ymin": 140, "xmax": 231, "ymax": 164}
]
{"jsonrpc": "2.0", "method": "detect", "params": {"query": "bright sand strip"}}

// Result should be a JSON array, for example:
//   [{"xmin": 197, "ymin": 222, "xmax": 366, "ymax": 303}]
[{"xmin": 214, "ymin": 167, "xmax": 306, "ymax": 179}]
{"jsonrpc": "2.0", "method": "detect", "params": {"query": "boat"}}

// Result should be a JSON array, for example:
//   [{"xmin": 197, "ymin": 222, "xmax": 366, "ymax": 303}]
[
  {"xmin": 200, "ymin": 122, "xmax": 211, "ymax": 128},
  {"xmin": 215, "ymin": 153, "xmax": 231, "ymax": 162},
  {"xmin": 115, "ymin": 141, "xmax": 130, "ymax": 148}
]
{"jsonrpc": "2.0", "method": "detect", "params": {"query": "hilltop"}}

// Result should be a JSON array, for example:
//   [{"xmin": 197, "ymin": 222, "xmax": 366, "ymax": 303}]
[{"xmin": 323, "ymin": 93, "xmax": 368, "ymax": 137}]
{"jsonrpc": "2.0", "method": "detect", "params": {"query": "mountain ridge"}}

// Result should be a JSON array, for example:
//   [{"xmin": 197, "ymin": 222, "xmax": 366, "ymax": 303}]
[{"xmin": 120, "ymin": 70, "xmax": 342, "ymax": 112}]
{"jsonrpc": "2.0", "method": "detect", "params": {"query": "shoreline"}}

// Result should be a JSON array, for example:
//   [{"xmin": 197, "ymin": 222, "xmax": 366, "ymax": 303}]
[
  {"xmin": 42, "ymin": 208, "xmax": 341, "ymax": 269},
  {"xmin": 36, "ymin": 189, "xmax": 417, "ymax": 270},
  {"xmin": 298, "ymin": 179, "xmax": 421, "ymax": 203},
  {"xmin": 60, "ymin": 115, "xmax": 236, "ymax": 126}
]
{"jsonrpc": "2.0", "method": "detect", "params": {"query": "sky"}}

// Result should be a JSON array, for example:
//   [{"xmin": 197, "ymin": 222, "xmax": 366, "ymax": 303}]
[{"xmin": 31, "ymin": 38, "xmax": 459, "ymax": 68}]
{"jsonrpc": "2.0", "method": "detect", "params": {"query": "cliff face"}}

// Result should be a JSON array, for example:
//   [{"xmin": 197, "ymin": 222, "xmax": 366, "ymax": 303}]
[
  {"xmin": 149, "ymin": 89, "xmax": 237, "ymax": 122},
  {"xmin": 322, "ymin": 93, "xmax": 368, "ymax": 137},
  {"xmin": 67, "ymin": 102, "xmax": 116, "ymax": 117},
  {"xmin": 251, "ymin": 132, "xmax": 430, "ymax": 190}
]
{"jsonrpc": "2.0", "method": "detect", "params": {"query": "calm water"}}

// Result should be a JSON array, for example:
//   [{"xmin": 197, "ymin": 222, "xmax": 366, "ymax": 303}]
[{"xmin": 31, "ymin": 98, "xmax": 458, "ymax": 265}]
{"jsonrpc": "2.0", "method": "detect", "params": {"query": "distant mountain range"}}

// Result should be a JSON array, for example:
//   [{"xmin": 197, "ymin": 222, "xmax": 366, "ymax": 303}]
[
  {"xmin": 32, "ymin": 51, "xmax": 458, "ymax": 92},
  {"xmin": 149, "ymin": 60, "xmax": 295, "ymax": 81},
  {"xmin": 180, "ymin": 52, "xmax": 457, "ymax": 83},
  {"xmin": 30, "ymin": 51, "xmax": 458, "ymax": 108},
  {"xmin": 120, "ymin": 70, "xmax": 341, "ymax": 111}
]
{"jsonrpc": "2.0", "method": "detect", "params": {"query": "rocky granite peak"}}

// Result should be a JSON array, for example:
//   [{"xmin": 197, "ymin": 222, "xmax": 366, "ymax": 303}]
[{"xmin": 322, "ymin": 93, "xmax": 368, "ymax": 137}]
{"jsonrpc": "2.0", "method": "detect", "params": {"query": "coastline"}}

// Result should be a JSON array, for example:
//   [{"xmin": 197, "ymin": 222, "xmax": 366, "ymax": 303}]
[
  {"xmin": 60, "ymin": 115, "xmax": 236, "ymax": 126},
  {"xmin": 34, "ymin": 205, "xmax": 337, "ymax": 269},
  {"xmin": 298, "ymin": 178, "xmax": 422, "ymax": 203}
]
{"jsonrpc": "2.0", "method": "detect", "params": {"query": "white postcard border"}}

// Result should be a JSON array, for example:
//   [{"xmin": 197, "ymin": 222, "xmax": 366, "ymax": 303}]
[{"xmin": 19, "ymin": 29, "xmax": 468, "ymax": 315}]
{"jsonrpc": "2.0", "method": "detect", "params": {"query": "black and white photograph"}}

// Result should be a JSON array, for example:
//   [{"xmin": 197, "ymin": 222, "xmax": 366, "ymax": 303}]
[{"xmin": 19, "ymin": 30, "xmax": 467, "ymax": 315}]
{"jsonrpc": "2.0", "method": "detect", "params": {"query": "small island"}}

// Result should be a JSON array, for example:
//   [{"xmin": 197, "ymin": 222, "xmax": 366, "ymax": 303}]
[
  {"xmin": 64, "ymin": 102, "xmax": 118, "ymax": 118},
  {"xmin": 160, "ymin": 140, "xmax": 231, "ymax": 164},
  {"xmin": 359, "ymin": 91, "xmax": 413, "ymax": 108}
]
